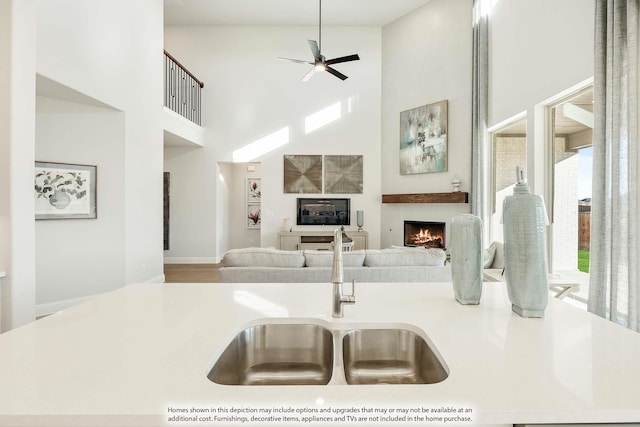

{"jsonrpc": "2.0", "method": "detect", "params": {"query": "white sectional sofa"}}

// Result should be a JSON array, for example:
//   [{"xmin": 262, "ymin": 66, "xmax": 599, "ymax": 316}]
[{"xmin": 219, "ymin": 247, "xmax": 452, "ymax": 283}]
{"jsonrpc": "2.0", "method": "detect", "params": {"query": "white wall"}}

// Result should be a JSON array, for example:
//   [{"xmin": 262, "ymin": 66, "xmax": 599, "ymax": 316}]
[
  {"xmin": 35, "ymin": 97, "xmax": 125, "ymax": 313},
  {"xmin": 163, "ymin": 145, "xmax": 217, "ymax": 262},
  {"xmin": 380, "ymin": 0, "xmax": 473, "ymax": 249},
  {"xmin": 216, "ymin": 162, "xmax": 232, "ymax": 257},
  {"xmin": 36, "ymin": 0, "xmax": 164, "ymax": 285},
  {"xmin": 489, "ymin": 0, "xmax": 594, "ymax": 194},
  {"xmin": 164, "ymin": 25, "xmax": 382, "ymax": 258},
  {"xmin": 0, "ymin": 0, "xmax": 37, "ymax": 331},
  {"xmin": 489, "ymin": 0, "xmax": 594, "ymax": 128}
]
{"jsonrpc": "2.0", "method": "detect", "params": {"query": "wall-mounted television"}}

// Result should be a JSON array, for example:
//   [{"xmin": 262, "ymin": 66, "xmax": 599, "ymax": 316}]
[{"xmin": 297, "ymin": 198, "xmax": 350, "ymax": 226}]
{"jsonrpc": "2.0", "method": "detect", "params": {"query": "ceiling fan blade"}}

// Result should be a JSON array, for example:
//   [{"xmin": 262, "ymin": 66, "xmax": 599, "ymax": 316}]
[
  {"xmin": 278, "ymin": 57, "xmax": 313, "ymax": 65},
  {"xmin": 302, "ymin": 68, "xmax": 316, "ymax": 82},
  {"xmin": 325, "ymin": 66, "xmax": 348, "ymax": 81},
  {"xmin": 279, "ymin": 0, "xmax": 360, "ymax": 83},
  {"xmin": 325, "ymin": 54, "xmax": 360, "ymax": 65},
  {"xmin": 308, "ymin": 40, "xmax": 321, "ymax": 61}
]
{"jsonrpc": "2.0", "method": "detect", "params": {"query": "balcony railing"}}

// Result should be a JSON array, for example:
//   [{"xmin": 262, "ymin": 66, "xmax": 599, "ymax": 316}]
[{"xmin": 164, "ymin": 50, "xmax": 204, "ymax": 126}]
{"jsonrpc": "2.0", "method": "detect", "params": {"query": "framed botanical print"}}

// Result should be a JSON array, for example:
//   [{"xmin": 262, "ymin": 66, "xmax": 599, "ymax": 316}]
[
  {"xmin": 34, "ymin": 161, "xmax": 97, "ymax": 219},
  {"xmin": 247, "ymin": 178, "xmax": 261, "ymax": 201},
  {"xmin": 246, "ymin": 203, "xmax": 261, "ymax": 229}
]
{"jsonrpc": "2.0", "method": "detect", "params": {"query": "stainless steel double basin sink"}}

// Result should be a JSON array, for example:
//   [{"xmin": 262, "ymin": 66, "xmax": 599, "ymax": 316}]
[{"xmin": 207, "ymin": 319, "xmax": 449, "ymax": 386}]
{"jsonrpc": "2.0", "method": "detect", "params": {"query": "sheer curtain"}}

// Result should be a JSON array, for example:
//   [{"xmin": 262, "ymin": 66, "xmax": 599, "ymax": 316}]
[
  {"xmin": 588, "ymin": 0, "xmax": 640, "ymax": 332},
  {"xmin": 471, "ymin": 0, "xmax": 490, "ymax": 242}
]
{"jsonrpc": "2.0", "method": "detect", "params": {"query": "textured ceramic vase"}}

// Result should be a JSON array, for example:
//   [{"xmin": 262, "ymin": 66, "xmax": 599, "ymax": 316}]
[
  {"xmin": 502, "ymin": 167, "xmax": 548, "ymax": 318},
  {"xmin": 450, "ymin": 214, "xmax": 483, "ymax": 305}
]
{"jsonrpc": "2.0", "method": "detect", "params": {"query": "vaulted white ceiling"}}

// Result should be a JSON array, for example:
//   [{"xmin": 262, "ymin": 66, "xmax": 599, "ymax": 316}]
[{"xmin": 164, "ymin": 0, "xmax": 432, "ymax": 26}]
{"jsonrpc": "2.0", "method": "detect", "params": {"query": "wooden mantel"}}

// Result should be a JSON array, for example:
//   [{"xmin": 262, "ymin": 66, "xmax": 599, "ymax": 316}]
[{"xmin": 382, "ymin": 192, "xmax": 469, "ymax": 204}]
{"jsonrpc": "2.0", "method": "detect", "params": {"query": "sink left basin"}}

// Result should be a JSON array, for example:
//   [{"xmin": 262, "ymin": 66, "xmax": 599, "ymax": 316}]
[{"xmin": 207, "ymin": 323, "xmax": 334, "ymax": 385}]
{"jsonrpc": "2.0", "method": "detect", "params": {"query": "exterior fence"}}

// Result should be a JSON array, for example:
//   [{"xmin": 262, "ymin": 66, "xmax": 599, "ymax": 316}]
[{"xmin": 578, "ymin": 203, "xmax": 591, "ymax": 251}]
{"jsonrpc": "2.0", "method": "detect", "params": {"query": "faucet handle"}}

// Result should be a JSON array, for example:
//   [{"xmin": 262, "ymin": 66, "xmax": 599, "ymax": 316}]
[
  {"xmin": 343, "ymin": 280, "xmax": 356, "ymax": 304},
  {"xmin": 348, "ymin": 280, "xmax": 356, "ymax": 297}
]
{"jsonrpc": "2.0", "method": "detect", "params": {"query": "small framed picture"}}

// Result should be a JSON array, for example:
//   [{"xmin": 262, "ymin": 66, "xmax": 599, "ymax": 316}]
[
  {"xmin": 247, "ymin": 178, "xmax": 261, "ymax": 201},
  {"xmin": 246, "ymin": 203, "xmax": 261, "ymax": 229},
  {"xmin": 34, "ymin": 161, "xmax": 97, "ymax": 220}
]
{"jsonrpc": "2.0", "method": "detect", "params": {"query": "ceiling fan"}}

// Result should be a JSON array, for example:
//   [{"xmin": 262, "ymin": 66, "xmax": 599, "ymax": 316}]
[{"xmin": 278, "ymin": 0, "xmax": 360, "ymax": 81}]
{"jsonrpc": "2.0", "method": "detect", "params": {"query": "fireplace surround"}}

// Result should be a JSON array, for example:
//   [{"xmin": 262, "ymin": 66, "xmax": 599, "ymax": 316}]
[{"xmin": 404, "ymin": 221, "xmax": 446, "ymax": 249}]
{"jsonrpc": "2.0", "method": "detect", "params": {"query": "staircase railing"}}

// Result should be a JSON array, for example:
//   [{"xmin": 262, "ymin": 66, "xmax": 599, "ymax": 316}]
[{"xmin": 164, "ymin": 50, "xmax": 204, "ymax": 126}]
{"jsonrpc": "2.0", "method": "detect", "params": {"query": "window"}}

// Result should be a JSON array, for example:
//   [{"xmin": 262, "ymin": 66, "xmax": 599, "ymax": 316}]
[
  {"xmin": 489, "ymin": 116, "xmax": 527, "ymax": 244},
  {"xmin": 549, "ymin": 87, "xmax": 593, "ymax": 273}
]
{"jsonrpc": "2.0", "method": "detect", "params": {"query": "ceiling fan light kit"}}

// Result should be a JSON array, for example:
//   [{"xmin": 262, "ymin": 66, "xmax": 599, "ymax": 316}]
[{"xmin": 278, "ymin": 0, "xmax": 360, "ymax": 81}]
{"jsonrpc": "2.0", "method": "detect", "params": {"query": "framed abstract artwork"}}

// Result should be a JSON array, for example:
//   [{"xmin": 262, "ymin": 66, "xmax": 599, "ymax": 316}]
[
  {"xmin": 399, "ymin": 100, "xmax": 448, "ymax": 175},
  {"xmin": 34, "ymin": 161, "xmax": 97, "ymax": 220},
  {"xmin": 283, "ymin": 155, "xmax": 322, "ymax": 193},
  {"xmin": 324, "ymin": 155, "xmax": 363, "ymax": 194}
]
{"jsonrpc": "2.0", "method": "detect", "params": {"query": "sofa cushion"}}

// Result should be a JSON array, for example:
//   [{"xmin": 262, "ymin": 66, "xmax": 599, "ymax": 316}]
[
  {"xmin": 488, "ymin": 241, "xmax": 504, "ymax": 269},
  {"xmin": 483, "ymin": 242, "xmax": 497, "ymax": 268},
  {"xmin": 222, "ymin": 247, "xmax": 305, "ymax": 268},
  {"xmin": 364, "ymin": 248, "xmax": 446, "ymax": 267},
  {"xmin": 387, "ymin": 245, "xmax": 429, "ymax": 251},
  {"xmin": 303, "ymin": 250, "xmax": 366, "ymax": 267},
  {"xmin": 219, "ymin": 265, "xmax": 452, "ymax": 283}
]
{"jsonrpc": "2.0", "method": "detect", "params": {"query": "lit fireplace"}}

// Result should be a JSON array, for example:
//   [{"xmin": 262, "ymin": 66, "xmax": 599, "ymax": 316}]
[{"xmin": 404, "ymin": 221, "xmax": 446, "ymax": 249}]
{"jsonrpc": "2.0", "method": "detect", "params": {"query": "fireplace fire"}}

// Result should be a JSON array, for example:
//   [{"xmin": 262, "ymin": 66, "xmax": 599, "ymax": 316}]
[{"xmin": 404, "ymin": 221, "xmax": 446, "ymax": 249}]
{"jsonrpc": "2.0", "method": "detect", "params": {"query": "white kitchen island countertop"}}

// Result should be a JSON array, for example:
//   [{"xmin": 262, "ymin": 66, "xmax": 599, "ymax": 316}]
[{"xmin": 0, "ymin": 281, "xmax": 639, "ymax": 427}]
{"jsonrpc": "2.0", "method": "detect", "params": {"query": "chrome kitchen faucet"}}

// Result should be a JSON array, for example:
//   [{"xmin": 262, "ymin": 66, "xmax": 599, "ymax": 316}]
[{"xmin": 332, "ymin": 227, "xmax": 355, "ymax": 317}]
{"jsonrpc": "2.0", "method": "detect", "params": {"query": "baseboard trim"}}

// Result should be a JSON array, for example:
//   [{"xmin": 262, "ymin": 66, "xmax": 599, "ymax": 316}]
[
  {"xmin": 163, "ymin": 257, "xmax": 221, "ymax": 264},
  {"xmin": 36, "ymin": 293, "xmax": 106, "ymax": 318},
  {"xmin": 144, "ymin": 274, "xmax": 166, "ymax": 283}
]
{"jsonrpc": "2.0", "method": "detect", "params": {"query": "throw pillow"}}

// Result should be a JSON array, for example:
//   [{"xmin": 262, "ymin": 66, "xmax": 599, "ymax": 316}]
[{"xmin": 483, "ymin": 242, "xmax": 497, "ymax": 268}]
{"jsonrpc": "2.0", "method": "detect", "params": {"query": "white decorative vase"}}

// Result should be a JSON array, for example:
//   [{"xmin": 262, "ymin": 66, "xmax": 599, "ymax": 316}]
[
  {"xmin": 281, "ymin": 218, "xmax": 292, "ymax": 232},
  {"xmin": 450, "ymin": 214, "xmax": 483, "ymax": 305},
  {"xmin": 451, "ymin": 175, "xmax": 461, "ymax": 192},
  {"xmin": 502, "ymin": 167, "xmax": 548, "ymax": 318}
]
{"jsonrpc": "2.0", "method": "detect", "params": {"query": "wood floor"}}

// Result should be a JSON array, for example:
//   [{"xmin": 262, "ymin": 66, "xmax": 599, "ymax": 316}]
[{"xmin": 164, "ymin": 263, "xmax": 222, "ymax": 283}]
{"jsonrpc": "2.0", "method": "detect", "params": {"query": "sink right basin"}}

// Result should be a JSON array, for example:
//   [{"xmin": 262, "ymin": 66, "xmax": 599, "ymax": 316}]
[{"xmin": 342, "ymin": 328, "xmax": 449, "ymax": 385}]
